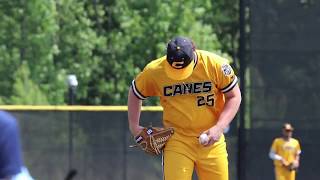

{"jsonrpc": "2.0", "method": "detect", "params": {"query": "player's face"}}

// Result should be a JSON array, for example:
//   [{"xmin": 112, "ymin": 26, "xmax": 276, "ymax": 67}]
[{"xmin": 282, "ymin": 129, "xmax": 293, "ymax": 138}]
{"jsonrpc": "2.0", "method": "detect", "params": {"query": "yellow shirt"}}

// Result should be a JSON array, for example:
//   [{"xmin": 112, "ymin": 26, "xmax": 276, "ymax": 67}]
[
  {"xmin": 271, "ymin": 137, "xmax": 301, "ymax": 167},
  {"xmin": 132, "ymin": 50, "xmax": 238, "ymax": 136}
]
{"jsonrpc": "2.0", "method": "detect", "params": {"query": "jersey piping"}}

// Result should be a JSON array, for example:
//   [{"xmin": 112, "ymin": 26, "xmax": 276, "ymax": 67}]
[
  {"xmin": 131, "ymin": 80, "xmax": 147, "ymax": 100},
  {"xmin": 221, "ymin": 76, "xmax": 238, "ymax": 93}
]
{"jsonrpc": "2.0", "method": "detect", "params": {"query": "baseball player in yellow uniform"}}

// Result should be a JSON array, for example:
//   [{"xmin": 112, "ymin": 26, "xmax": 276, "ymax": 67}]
[
  {"xmin": 269, "ymin": 123, "xmax": 301, "ymax": 180},
  {"xmin": 128, "ymin": 36, "xmax": 241, "ymax": 180}
]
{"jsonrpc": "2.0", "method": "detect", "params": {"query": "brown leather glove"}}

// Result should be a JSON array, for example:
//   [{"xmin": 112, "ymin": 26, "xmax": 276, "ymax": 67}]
[
  {"xmin": 286, "ymin": 162, "xmax": 298, "ymax": 171},
  {"xmin": 130, "ymin": 126, "xmax": 174, "ymax": 156},
  {"xmin": 283, "ymin": 161, "xmax": 298, "ymax": 171}
]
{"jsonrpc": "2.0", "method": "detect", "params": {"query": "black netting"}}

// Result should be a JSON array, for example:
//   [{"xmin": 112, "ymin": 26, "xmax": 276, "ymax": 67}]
[
  {"xmin": 8, "ymin": 110, "xmax": 239, "ymax": 180},
  {"xmin": 247, "ymin": 0, "xmax": 320, "ymax": 179}
]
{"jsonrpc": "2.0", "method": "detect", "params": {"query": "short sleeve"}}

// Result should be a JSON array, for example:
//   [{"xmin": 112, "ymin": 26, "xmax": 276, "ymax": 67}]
[
  {"xmin": 271, "ymin": 139, "xmax": 278, "ymax": 152},
  {"xmin": 296, "ymin": 140, "xmax": 302, "ymax": 155},
  {"xmin": 216, "ymin": 62, "xmax": 238, "ymax": 93},
  {"xmin": 131, "ymin": 67, "xmax": 158, "ymax": 100}
]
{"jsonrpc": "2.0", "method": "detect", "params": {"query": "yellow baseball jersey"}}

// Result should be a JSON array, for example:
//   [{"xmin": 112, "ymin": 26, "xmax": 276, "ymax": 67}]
[
  {"xmin": 271, "ymin": 138, "xmax": 301, "ymax": 167},
  {"xmin": 131, "ymin": 50, "xmax": 238, "ymax": 136}
]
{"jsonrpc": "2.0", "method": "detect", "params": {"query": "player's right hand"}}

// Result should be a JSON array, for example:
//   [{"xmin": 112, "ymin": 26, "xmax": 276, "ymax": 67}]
[
  {"xmin": 292, "ymin": 160, "xmax": 299, "ymax": 168},
  {"xmin": 202, "ymin": 125, "xmax": 224, "ymax": 147}
]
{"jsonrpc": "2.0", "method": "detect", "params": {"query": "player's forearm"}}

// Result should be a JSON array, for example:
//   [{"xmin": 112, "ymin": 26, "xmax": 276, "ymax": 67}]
[
  {"xmin": 294, "ymin": 154, "xmax": 300, "ymax": 165},
  {"xmin": 216, "ymin": 85, "xmax": 241, "ymax": 130},
  {"xmin": 216, "ymin": 96, "xmax": 241, "ymax": 129},
  {"xmin": 128, "ymin": 87, "xmax": 143, "ymax": 135},
  {"xmin": 269, "ymin": 151, "xmax": 283, "ymax": 161}
]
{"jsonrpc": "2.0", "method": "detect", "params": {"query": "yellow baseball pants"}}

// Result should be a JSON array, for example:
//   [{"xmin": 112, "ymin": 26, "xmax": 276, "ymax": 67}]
[
  {"xmin": 274, "ymin": 166, "xmax": 296, "ymax": 180},
  {"xmin": 163, "ymin": 132, "xmax": 228, "ymax": 180}
]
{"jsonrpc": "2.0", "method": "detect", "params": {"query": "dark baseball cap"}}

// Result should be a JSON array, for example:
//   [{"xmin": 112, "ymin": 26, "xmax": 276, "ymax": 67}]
[{"xmin": 165, "ymin": 36, "xmax": 195, "ymax": 80}]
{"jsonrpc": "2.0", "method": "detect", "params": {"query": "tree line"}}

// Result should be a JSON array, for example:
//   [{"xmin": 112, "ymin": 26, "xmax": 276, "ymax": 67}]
[{"xmin": 0, "ymin": 0, "xmax": 239, "ymax": 105}]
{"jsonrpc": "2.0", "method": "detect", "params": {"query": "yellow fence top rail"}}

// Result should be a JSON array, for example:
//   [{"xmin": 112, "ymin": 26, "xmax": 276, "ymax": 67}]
[{"xmin": 0, "ymin": 105, "xmax": 163, "ymax": 111}]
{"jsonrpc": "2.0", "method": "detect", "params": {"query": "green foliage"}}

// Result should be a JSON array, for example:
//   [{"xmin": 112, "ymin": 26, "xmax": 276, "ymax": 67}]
[
  {"xmin": 54, "ymin": 0, "xmax": 106, "ymax": 103},
  {"xmin": 0, "ymin": 0, "xmax": 65, "ymax": 104},
  {"xmin": 202, "ymin": 0, "xmax": 239, "ymax": 55},
  {"xmin": 92, "ymin": 0, "xmax": 232, "ymax": 105},
  {"xmin": 0, "ymin": 1, "xmax": 24, "ymax": 103},
  {"xmin": 22, "ymin": 0, "xmax": 67, "ymax": 104},
  {"xmin": 10, "ymin": 62, "xmax": 49, "ymax": 104},
  {"xmin": 0, "ymin": 0, "xmax": 239, "ymax": 105}
]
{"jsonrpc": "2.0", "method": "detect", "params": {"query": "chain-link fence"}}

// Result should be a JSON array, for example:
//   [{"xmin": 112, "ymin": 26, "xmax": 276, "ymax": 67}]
[
  {"xmin": 246, "ymin": 0, "xmax": 320, "ymax": 179},
  {"xmin": 6, "ymin": 108, "xmax": 237, "ymax": 180}
]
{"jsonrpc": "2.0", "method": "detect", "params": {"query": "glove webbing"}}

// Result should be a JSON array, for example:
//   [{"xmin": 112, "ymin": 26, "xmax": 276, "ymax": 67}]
[{"xmin": 149, "ymin": 133, "xmax": 172, "ymax": 155}]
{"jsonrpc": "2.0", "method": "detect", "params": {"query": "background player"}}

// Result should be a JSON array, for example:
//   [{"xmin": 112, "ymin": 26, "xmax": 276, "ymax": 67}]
[
  {"xmin": 269, "ymin": 123, "xmax": 301, "ymax": 180},
  {"xmin": 128, "ymin": 36, "xmax": 241, "ymax": 180},
  {"xmin": 0, "ymin": 111, "xmax": 33, "ymax": 180}
]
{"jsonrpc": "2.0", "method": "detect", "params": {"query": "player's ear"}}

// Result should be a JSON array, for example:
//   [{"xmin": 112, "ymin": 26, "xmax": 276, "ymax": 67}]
[{"xmin": 191, "ymin": 41, "xmax": 196, "ymax": 50}]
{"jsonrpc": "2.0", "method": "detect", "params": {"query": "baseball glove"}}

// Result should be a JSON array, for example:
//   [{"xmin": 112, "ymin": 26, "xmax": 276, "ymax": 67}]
[
  {"xmin": 283, "ymin": 162, "xmax": 298, "ymax": 171},
  {"xmin": 130, "ymin": 126, "xmax": 174, "ymax": 156},
  {"xmin": 287, "ymin": 162, "xmax": 298, "ymax": 171}
]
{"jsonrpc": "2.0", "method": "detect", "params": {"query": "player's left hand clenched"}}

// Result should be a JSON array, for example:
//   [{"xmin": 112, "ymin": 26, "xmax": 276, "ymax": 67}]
[{"xmin": 202, "ymin": 125, "xmax": 224, "ymax": 147}]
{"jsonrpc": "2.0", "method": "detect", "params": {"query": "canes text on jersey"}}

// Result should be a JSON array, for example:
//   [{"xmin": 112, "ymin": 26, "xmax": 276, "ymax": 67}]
[{"xmin": 164, "ymin": 81, "xmax": 212, "ymax": 96}]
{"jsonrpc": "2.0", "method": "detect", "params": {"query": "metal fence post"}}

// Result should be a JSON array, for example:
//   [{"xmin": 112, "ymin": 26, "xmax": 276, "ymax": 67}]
[{"xmin": 238, "ymin": 0, "xmax": 247, "ymax": 180}]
